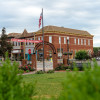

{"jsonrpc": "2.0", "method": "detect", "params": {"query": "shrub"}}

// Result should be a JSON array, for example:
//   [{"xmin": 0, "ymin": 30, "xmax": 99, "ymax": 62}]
[
  {"xmin": 58, "ymin": 59, "xmax": 100, "ymax": 100},
  {"xmin": 0, "ymin": 53, "xmax": 35, "ymax": 100},
  {"xmin": 19, "ymin": 64, "xmax": 35, "ymax": 72},
  {"xmin": 55, "ymin": 63, "xmax": 68, "ymax": 71},
  {"xmin": 36, "ymin": 70, "xmax": 44, "ymax": 74},
  {"xmin": 47, "ymin": 70, "xmax": 54, "ymax": 73},
  {"xmin": 30, "ymin": 68, "xmax": 35, "ymax": 71},
  {"xmin": 69, "ymin": 61, "xmax": 91, "ymax": 71},
  {"xmin": 27, "ymin": 63, "xmax": 32, "ymax": 66},
  {"xmin": 28, "ymin": 65, "xmax": 32, "ymax": 71},
  {"xmin": 18, "ymin": 69, "xmax": 24, "ymax": 74},
  {"xmin": 75, "ymin": 50, "xmax": 90, "ymax": 60},
  {"xmin": 66, "ymin": 69, "xmax": 71, "ymax": 71},
  {"xmin": 26, "ymin": 70, "xmax": 30, "ymax": 73}
]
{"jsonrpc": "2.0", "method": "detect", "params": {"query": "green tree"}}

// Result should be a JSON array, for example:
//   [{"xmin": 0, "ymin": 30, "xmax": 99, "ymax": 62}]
[
  {"xmin": 58, "ymin": 59, "xmax": 100, "ymax": 100},
  {"xmin": 0, "ymin": 53, "xmax": 35, "ymax": 100},
  {"xmin": 0, "ymin": 27, "xmax": 12, "ymax": 58},
  {"xmin": 93, "ymin": 47, "xmax": 100, "ymax": 57},
  {"xmin": 75, "ymin": 50, "xmax": 89, "ymax": 60}
]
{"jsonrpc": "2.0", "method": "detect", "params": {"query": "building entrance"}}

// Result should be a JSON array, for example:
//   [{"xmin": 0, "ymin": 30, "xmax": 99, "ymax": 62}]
[{"xmin": 31, "ymin": 41, "xmax": 57, "ymax": 70}]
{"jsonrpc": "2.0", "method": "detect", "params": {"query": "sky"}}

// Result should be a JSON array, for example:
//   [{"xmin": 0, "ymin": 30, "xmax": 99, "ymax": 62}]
[{"xmin": 0, "ymin": 0, "xmax": 100, "ymax": 47}]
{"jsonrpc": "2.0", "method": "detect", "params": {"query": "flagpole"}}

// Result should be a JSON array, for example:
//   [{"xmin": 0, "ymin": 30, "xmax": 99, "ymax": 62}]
[{"xmin": 42, "ymin": 8, "xmax": 45, "ymax": 72}]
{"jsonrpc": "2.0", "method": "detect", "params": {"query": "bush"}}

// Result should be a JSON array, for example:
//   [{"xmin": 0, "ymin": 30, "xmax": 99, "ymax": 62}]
[
  {"xmin": 75, "ymin": 50, "xmax": 90, "ymax": 60},
  {"xmin": 19, "ymin": 64, "xmax": 35, "ymax": 71},
  {"xmin": 18, "ymin": 69, "xmax": 24, "ymax": 74},
  {"xmin": 58, "ymin": 59, "xmax": 100, "ymax": 100},
  {"xmin": 26, "ymin": 70, "xmax": 30, "ymax": 73},
  {"xmin": 66, "ymin": 69, "xmax": 71, "ymax": 71},
  {"xmin": 30, "ymin": 68, "xmax": 35, "ymax": 71},
  {"xmin": 55, "ymin": 63, "xmax": 68, "ymax": 71},
  {"xmin": 47, "ymin": 70, "xmax": 54, "ymax": 73},
  {"xmin": 70, "ymin": 61, "xmax": 91, "ymax": 71},
  {"xmin": 0, "ymin": 54, "xmax": 35, "ymax": 100},
  {"xmin": 36, "ymin": 70, "xmax": 44, "ymax": 74}
]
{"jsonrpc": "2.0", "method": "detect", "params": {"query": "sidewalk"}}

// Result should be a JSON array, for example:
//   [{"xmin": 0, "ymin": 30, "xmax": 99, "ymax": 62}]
[{"xmin": 22, "ymin": 71, "xmax": 36, "ymax": 75}]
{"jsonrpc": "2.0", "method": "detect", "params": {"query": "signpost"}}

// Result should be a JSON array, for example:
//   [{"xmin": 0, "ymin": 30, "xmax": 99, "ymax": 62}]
[{"xmin": 28, "ymin": 49, "xmax": 31, "ymax": 54}]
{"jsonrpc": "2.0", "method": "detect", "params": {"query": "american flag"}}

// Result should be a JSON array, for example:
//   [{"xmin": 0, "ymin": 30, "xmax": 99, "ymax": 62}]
[{"xmin": 39, "ymin": 12, "xmax": 42, "ymax": 28}]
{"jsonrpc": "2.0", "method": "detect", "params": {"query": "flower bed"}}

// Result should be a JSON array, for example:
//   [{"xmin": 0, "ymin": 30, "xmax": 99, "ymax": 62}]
[
  {"xmin": 55, "ymin": 63, "xmax": 70, "ymax": 71},
  {"xmin": 19, "ymin": 64, "xmax": 35, "ymax": 73}
]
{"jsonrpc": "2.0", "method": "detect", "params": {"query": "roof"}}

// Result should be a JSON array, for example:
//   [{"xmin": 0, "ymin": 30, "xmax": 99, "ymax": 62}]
[
  {"xmin": 8, "ymin": 33, "xmax": 21, "ymax": 37},
  {"xmin": 8, "ymin": 29, "xmax": 35, "ymax": 38},
  {"xmin": 8, "ymin": 25, "xmax": 93, "ymax": 38},
  {"xmin": 36, "ymin": 25, "xmax": 92, "ymax": 36}
]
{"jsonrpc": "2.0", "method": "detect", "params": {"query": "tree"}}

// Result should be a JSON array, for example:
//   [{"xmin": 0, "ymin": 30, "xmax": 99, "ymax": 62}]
[
  {"xmin": 58, "ymin": 60, "xmax": 100, "ymax": 100},
  {"xmin": 0, "ymin": 53, "xmax": 35, "ymax": 100},
  {"xmin": 0, "ymin": 27, "xmax": 12, "ymax": 58},
  {"xmin": 75, "ymin": 50, "xmax": 89, "ymax": 60},
  {"xmin": 93, "ymin": 47, "xmax": 100, "ymax": 57}
]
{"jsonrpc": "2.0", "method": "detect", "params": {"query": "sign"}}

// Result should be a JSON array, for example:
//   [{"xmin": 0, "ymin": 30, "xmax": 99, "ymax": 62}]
[
  {"xmin": 58, "ymin": 53, "xmax": 62, "ymax": 57},
  {"xmin": 28, "ymin": 49, "xmax": 31, "ymax": 54},
  {"xmin": 11, "ymin": 39, "xmax": 42, "ymax": 43},
  {"xmin": 12, "ymin": 50, "xmax": 21, "ymax": 53}
]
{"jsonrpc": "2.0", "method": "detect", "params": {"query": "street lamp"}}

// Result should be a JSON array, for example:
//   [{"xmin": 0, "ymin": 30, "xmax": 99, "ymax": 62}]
[{"xmin": 67, "ymin": 37, "xmax": 69, "ymax": 65}]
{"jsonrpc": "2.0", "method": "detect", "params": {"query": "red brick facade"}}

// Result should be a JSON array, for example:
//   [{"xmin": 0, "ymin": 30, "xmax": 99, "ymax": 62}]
[
  {"xmin": 35, "ymin": 32, "xmax": 93, "ymax": 59},
  {"xmin": 8, "ymin": 25, "xmax": 93, "ymax": 60}
]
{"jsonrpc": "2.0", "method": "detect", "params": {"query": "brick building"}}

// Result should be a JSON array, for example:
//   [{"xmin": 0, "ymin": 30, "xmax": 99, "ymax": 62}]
[{"xmin": 8, "ymin": 25, "xmax": 93, "ymax": 61}]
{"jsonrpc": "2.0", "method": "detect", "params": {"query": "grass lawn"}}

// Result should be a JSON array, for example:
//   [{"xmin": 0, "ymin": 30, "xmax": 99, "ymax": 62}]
[{"xmin": 22, "ymin": 72, "xmax": 67, "ymax": 99}]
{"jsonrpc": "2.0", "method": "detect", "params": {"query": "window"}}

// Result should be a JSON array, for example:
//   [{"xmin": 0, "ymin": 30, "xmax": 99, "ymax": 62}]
[
  {"xmin": 84, "ymin": 39, "xmax": 86, "ymax": 45},
  {"xmin": 59, "ymin": 37, "xmax": 61, "ymax": 44},
  {"xmin": 74, "ymin": 38, "xmax": 76, "ymax": 44},
  {"xmin": 78, "ymin": 39, "xmax": 80, "ymax": 45},
  {"xmin": 38, "ymin": 37, "xmax": 40, "ymax": 40},
  {"xmin": 14, "ymin": 42, "xmax": 16, "ymax": 46},
  {"xmin": 17, "ymin": 42, "xmax": 19, "ymax": 46},
  {"xmin": 57, "ymin": 48, "xmax": 63, "ymax": 53},
  {"xmin": 13, "ymin": 42, "xmax": 14, "ymax": 46},
  {"xmin": 64, "ymin": 37, "xmax": 66, "ymax": 44},
  {"xmin": 27, "ymin": 39, "xmax": 30, "ymax": 45},
  {"xmin": 49, "ymin": 36, "xmax": 52, "ymax": 43},
  {"xmin": 81, "ymin": 39, "xmax": 83, "ymax": 45},
  {"xmin": 67, "ymin": 37, "xmax": 69, "ymax": 40},
  {"xmin": 18, "ymin": 42, "xmax": 20, "ymax": 46},
  {"xmin": 88, "ymin": 40, "xmax": 90, "ymax": 45},
  {"xmin": 16, "ymin": 42, "xmax": 17, "ymax": 46},
  {"xmin": 31, "ymin": 38, "xmax": 33, "ymax": 45},
  {"xmin": 67, "ymin": 37, "xmax": 69, "ymax": 44},
  {"xmin": 41, "ymin": 37, "xmax": 43, "ymax": 40}
]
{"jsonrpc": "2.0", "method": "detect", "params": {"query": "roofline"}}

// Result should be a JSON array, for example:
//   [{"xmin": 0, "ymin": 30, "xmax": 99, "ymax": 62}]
[{"xmin": 36, "ymin": 31, "xmax": 93, "ymax": 37}]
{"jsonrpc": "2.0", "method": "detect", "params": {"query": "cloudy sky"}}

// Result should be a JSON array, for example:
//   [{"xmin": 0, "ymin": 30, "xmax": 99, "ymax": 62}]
[{"xmin": 0, "ymin": 0, "xmax": 100, "ymax": 47}]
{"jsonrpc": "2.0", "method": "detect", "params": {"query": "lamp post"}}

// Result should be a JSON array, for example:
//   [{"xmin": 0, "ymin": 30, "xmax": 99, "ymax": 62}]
[
  {"xmin": 67, "ymin": 37, "xmax": 69, "ymax": 65},
  {"xmin": 60, "ymin": 37, "xmax": 61, "ymax": 62}
]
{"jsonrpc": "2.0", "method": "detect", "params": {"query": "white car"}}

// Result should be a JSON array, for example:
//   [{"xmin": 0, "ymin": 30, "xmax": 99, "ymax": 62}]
[{"xmin": 96, "ymin": 57, "xmax": 100, "ymax": 60}]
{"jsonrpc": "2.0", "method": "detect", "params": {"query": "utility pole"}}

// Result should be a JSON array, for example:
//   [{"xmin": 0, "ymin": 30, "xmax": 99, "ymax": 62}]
[
  {"xmin": 60, "ymin": 37, "xmax": 62, "ymax": 63},
  {"xmin": 42, "ymin": 8, "xmax": 45, "ymax": 72},
  {"xmin": 67, "ymin": 37, "xmax": 69, "ymax": 65}
]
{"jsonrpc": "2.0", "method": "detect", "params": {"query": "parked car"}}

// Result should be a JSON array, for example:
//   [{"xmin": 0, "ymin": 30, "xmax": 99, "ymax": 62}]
[
  {"xmin": 70, "ymin": 63, "xmax": 89, "ymax": 71},
  {"xmin": 96, "ymin": 57, "xmax": 100, "ymax": 60}
]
